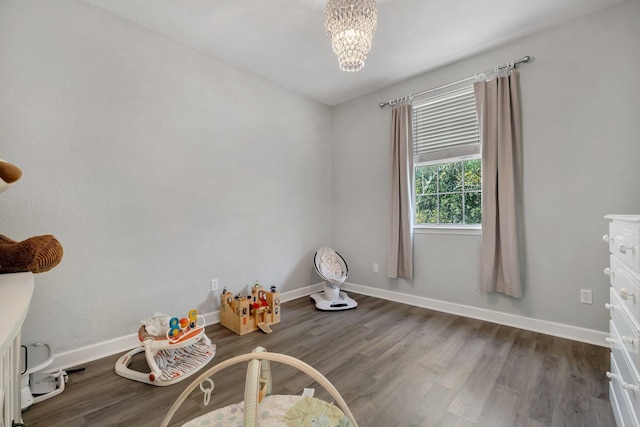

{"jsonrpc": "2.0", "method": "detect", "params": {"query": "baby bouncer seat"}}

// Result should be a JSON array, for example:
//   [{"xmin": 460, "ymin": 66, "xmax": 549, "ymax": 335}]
[
  {"xmin": 115, "ymin": 310, "xmax": 216, "ymax": 386},
  {"xmin": 310, "ymin": 247, "xmax": 357, "ymax": 310},
  {"xmin": 161, "ymin": 347, "xmax": 358, "ymax": 426}
]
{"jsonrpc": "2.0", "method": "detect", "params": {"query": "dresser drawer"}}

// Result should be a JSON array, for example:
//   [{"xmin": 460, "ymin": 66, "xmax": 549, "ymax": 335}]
[
  {"xmin": 607, "ymin": 218, "xmax": 640, "ymax": 274},
  {"xmin": 607, "ymin": 257, "xmax": 640, "ymax": 330},
  {"xmin": 609, "ymin": 309, "xmax": 640, "ymax": 381},
  {"xmin": 609, "ymin": 354, "xmax": 640, "ymax": 427},
  {"xmin": 610, "ymin": 381, "xmax": 627, "ymax": 427},
  {"xmin": 610, "ymin": 320, "xmax": 640, "ymax": 421}
]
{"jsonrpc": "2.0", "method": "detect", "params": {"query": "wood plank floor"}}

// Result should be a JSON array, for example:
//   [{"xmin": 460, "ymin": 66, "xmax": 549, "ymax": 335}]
[{"xmin": 21, "ymin": 294, "xmax": 615, "ymax": 426}]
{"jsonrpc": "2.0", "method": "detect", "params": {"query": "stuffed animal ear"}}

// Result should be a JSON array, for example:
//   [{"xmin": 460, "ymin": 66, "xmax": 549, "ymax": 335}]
[{"xmin": 0, "ymin": 158, "xmax": 22, "ymax": 193}]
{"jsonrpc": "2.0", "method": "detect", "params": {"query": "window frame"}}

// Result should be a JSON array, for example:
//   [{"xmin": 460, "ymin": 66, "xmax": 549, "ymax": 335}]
[{"xmin": 411, "ymin": 84, "xmax": 482, "ymax": 233}]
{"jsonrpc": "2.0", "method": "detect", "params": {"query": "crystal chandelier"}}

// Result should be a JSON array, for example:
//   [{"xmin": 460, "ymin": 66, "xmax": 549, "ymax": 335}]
[{"xmin": 325, "ymin": 0, "xmax": 377, "ymax": 72}]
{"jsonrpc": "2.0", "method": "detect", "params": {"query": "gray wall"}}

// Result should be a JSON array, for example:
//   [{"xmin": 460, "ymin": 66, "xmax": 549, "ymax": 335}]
[
  {"xmin": 1, "ymin": 0, "xmax": 638, "ymax": 356},
  {"xmin": 331, "ymin": 1, "xmax": 640, "ymax": 332},
  {"xmin": 0, "ymin": 0, "xmax": 332, "ymax": 352}
]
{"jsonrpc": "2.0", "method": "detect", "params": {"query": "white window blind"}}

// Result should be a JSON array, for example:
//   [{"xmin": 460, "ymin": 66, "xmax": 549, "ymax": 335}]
[{"xmin": 412, "ymin": 86, "xmax": 479, "ymax": 163}]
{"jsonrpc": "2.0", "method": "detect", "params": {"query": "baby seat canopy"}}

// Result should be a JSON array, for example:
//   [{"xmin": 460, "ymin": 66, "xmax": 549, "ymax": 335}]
[{"xmin": 314, "ymin": 247, "xmax": 348, "ymax": 285}]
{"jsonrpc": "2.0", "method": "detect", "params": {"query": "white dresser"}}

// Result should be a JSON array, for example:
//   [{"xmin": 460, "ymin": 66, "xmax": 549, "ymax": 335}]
[
  {"xmin": 604, "ymin": 215, "xmax": 640, "ymax": 427},
  {"xmin": 0, "ymin": 272, "xmax": 34, "ymax": 427}
]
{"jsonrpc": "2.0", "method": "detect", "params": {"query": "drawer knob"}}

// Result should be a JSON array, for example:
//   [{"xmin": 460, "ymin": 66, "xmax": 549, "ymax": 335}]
[
  {"xmin": 607, "ymin": 373, "xmax": 640, "ymax": 392},
  {"xmin": 618, "ymin": 243, "xmax": 636, "ymax": 255},
  {"xmin": 622, "ymin": 336, "xmax": 638, "ymax": 346},
  {"xmin": 604, "ymin": 267, "xmax": 614, "ymax": 278},
  {"xmin": 605, "ymin": 337, "xmax": 617, "ymax": 345},
  {"xmin": 621, "ymin": 382, "xmax": 640, "ymax": 393},
  {"xmin": 620, "ymin": 288, "xmax": 636, "ymax": 300},
  {"xmin": 605, "ymin": 303, "xmax": 617, "ymax": 310},
  {"xmin": 603, "ymin": 234, "xmax": 613, "ymax": 243}
]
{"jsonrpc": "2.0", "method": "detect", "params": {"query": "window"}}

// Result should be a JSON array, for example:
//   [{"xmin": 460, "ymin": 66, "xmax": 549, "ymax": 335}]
[
  {"xmin": 412, "ymin": 86, "xmax": 481, "ymax": 226},
  {"xmin": 415, "ymin": 158, "xmax": 481, "ymax": 224}
]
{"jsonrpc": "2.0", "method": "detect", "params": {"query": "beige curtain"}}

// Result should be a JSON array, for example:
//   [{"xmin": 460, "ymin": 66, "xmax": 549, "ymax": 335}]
[
  {"xmin": 474, "ymin": 69, "xmax": 524, "ymax": 298},
  {"xmin": 387, "ymin": 101, "xmax": 414, "ymax": 279}
]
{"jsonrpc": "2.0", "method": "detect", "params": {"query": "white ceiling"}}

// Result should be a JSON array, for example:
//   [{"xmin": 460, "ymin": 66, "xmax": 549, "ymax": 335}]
[{"xmin": 85, "ymin": 0, "xmax": 626, "ymax": 106}]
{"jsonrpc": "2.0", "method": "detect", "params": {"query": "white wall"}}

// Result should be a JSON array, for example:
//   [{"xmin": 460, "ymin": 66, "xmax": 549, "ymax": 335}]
[
  {"xmin": 0, "ymin": 0, "xmax": 332, "ymax": 353},
  {"xmin": 331, "ymin": 1, "xmax": 640, "ymax": 332}
]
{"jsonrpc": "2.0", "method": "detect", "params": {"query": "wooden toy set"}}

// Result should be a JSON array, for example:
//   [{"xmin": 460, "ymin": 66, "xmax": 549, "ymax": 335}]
[{"xmin": 220, "ymin": 282, "xmax": 281, "ymax": 335}]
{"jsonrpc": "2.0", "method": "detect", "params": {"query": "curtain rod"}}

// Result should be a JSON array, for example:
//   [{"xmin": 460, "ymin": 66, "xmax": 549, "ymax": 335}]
[{"xmin": 379, "ymin": 55, "xmax": 531, "ymax": 108}]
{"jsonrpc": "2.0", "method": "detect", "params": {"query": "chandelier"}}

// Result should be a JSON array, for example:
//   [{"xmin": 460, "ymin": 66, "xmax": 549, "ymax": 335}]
[{"xmin": 325, "ymin": 0, "xmax": 378, "ymax": 72}]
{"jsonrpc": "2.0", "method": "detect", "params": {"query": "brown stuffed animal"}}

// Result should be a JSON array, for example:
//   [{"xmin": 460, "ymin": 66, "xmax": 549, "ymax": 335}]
[
  {"xmin": 0, "ymin": 234, "xmax": 63, "ymax": 274},
  {"xmin": 0, "ymin": 159, "xmax": 63, "ymax": 274}
]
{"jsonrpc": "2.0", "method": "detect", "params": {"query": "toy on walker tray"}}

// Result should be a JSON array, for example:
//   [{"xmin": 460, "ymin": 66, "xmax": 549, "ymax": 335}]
[
  {"xmin": 115, "ymin": 309, "xmax": 216, "ymax": 386},
  {"xmin": 220, "ymin": 282, "xmax": 281, "ymax": 335}
]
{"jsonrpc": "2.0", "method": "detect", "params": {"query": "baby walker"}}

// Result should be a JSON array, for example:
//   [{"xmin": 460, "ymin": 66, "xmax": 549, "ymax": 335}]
[
  {"xmin": 310, "ymin": 247, "xmax": 358, "ymax": 311},
  {"xmin": 115, "ymin": 309, "xmax": 216, "ymax": 386}
]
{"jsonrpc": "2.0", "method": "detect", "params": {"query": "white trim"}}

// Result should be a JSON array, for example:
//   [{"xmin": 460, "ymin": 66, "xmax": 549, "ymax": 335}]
[
  {"xmin": 49, "ymin": 280, "xmax": 606, "ymax": 370},
  {"xmin": 341, "ymin": 282, "xmax": 609, "ymax": 348},
  {"xmin": 48, "ymin": 283, "xmax": 325, "ymax": 371},
  {"xmin": 49, "ymin": 333, "xmax": 140, "ymax": 372},
  {"xmin": 280, "ymin": 283, "xmax": 324, "ymax": 303},
  {"xmin": 413, "ymin": 225, "xmax": 481, "ymax": 236},
  {"xmin": 414, "ymin": 153, "xmax": 480, "ymax": 168}
]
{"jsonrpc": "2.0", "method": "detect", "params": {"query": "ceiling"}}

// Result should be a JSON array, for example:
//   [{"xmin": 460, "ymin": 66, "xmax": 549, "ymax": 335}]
[{"xmin": 85, "ymin": 0, "xmax": 626, "ymax": 106}]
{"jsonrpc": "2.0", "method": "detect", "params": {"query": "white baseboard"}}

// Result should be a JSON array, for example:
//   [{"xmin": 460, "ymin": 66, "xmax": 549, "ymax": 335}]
[
  {"xmin": 49, "ymin": 283, "xmax": 325, "ymax": 371},
  {"xmin": 50, "ymin": 281, "xmax": 606, "ymax": 370},
  {"xmin": 342, "ymin": 282, "xmax": 609, "ymax": 348},
  {"xmin": 280, "ymin": 283, "xmax": 324, "ymax": 302}
]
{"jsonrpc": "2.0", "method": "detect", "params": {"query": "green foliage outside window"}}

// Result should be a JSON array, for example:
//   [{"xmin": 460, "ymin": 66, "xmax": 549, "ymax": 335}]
[{"xmin": 415, "ymin": 159, "xmax": 481, "ymax": 225}]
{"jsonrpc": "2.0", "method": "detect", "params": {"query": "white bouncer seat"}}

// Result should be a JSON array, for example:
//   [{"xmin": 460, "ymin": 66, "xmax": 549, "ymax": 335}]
[
  {"xmin": 161, "ymin": 347, "xmax": 358, "ymax": 427},
  {"xmin": 310, "ymin": 247, "xmax": 357, "ymax": 310}
]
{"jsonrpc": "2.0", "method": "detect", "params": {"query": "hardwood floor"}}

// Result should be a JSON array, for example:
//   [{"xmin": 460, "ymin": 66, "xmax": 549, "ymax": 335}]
[{"xmin": 21, "ymin": 294, "xmax": 615, "ymax": 426}]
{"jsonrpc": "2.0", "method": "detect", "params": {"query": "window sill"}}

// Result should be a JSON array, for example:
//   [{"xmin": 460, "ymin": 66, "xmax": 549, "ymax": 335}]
[{"xmin": 413, "ymin": 225, "xmax": 481, "ymax": 236}]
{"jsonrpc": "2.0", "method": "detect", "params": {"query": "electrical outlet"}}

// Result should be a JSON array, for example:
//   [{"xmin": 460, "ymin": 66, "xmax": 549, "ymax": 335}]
[
  {"xmin": 580, "ymin": 289, "xmax": 592, "ymax": 304},
  {"xmin": 211, "ymin": 279, "xmax": 219, "ymax": 292},
  {"xmin": 373, "ymin": 263, "xmax": 379, "ymax": 273}
]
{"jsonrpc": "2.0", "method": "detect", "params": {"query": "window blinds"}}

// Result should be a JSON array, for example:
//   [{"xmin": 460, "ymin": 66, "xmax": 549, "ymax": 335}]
[{"xmin": 412, "ymin": 86, "xmax": 479, "ymax": 163}]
